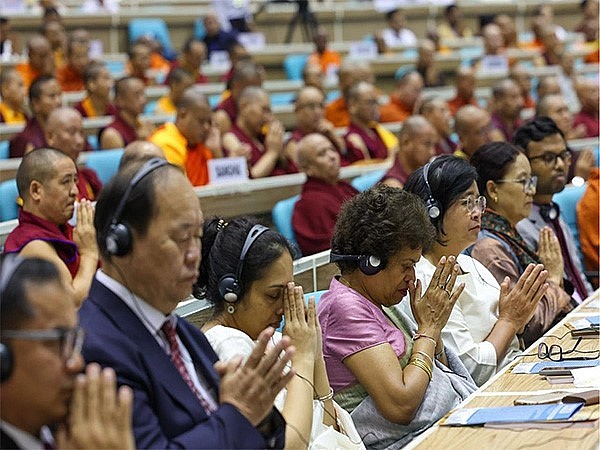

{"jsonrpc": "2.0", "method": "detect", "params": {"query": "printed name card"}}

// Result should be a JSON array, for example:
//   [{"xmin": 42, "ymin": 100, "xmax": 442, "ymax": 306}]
[
  {"xmin": 208, "ymin": 157, "xmax": 249, "ymax": 185},
  {"xmin": 237, "ymin": 33, "xmax": 266, "ymax": 52},
  {"xmin": 348, "ymin": 41, "xmax": 378, "ymax": 61},
  {"xmin": 479, "ymin": 55, "xmax": 509, "ymax": 73},
  {"xmin": 209, "ymin": 51, "xmax": 231, "ymax": 70}
]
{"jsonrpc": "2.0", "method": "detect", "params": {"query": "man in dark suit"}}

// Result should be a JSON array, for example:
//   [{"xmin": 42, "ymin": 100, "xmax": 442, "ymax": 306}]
[
  {"xmin": 1, "ymin": 255, "xmax": 134, "ymax": 449},
  {"xmin": 80, "ymin": 158, "xmax": 293, "ymax": 448}
]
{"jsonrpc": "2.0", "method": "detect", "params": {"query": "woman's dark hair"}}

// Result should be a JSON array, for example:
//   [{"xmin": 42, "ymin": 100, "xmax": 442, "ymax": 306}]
[
  {"xmin": 0, "ymin": 256, "xmax": 58, "ymax": 331},
  {"xmin": 404, "ymin": 155, "xmax": 478, "ymax": 245},
  {"xmin": 470, "ymin": 141, "xmax": 522, "ymax": 199},
  {"xmin": 197, "ymin": 217, "xmax": 293, "ymax": 315},
  {"xmin": 331, "ymin": 184, "xmax": 435, "ymax": 274}
]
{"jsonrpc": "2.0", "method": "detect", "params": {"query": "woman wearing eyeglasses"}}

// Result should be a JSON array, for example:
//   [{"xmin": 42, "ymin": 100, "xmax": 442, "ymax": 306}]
[
  {"xmin": 469, "ymin": 142, "xmax": 573, "ymax": 348},
  {"xmin": 402, "ymin": 155, "xmax": 549, "ymax": 386}
]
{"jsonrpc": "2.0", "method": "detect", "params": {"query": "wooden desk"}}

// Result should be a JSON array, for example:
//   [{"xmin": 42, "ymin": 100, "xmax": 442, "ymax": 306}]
[{"xmin": 406, "ymin": 291, "xmax": 600, "ymax": 450}]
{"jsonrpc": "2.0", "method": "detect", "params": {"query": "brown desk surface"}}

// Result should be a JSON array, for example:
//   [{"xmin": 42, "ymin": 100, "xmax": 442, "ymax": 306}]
[{"xmin": 408, "ymin": 291, "xmax": 600, "ymax": 450}]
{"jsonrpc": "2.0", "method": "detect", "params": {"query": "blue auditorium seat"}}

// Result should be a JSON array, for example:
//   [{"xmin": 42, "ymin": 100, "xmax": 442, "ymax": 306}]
[
  {"xmin": 194, "ymin": 19, "xmax": 206, "ymax": 40},
  {"xmin": 283, "ymin": 54, "xmax": 309, "ymax": 81},
  {"xmin": 351, "ymin": 169, "xmax": 386, "ymax": 192},
  {"xmin": 85, "ymin": 149, "xmax": 124, "ymax": 184},
  {"xmin": 128, "ymin": 18, "xmax": 175, "ymax": 59},
  {"xmin": 0, "ymin": 140, "xmax": 9, "ymax": 159},
  {"xmin": 553, "ymin": 183, "xmax": 587, "ymax": 262},
  {"xmin": 0, "ymin": 179, "xmax": 19, "ymax": 221},
  {"xmin": 272, "ymin": 194, "xmax": 300, "ymax": 249}
]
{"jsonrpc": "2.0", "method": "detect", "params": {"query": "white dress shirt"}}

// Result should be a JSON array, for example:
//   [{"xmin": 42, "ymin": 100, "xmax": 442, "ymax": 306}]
[{"xmin": 95, "ymin": 270, "xmax": 218, "ymax": 411}]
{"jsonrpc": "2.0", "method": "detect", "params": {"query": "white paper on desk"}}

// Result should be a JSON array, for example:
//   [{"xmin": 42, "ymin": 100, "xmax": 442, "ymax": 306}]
[
  {"xmin": 570, "ymin": 316, "xmax": 600, "ymax": 328},
  {"xmin": 512, "ymin": 362, "xmax": 537, "ymax": 374},
  {"xmin": 571, "ymin": 366, "xmax": 600, "ymax": 388}
]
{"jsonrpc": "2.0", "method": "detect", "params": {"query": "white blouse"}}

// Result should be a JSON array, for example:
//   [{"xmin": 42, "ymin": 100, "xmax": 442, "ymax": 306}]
[
  {"xmin": 397, "ymin": 254, "xmax": 521, "ymax": 386},
  {"xmin": 204, "ymin": 325, "xmax": 365, "ymax": 449}
]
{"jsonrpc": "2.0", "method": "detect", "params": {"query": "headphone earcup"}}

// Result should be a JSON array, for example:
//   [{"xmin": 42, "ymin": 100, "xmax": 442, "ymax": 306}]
[
  {"xmin": 106, "ymin": 223, "xmax": 132, "ymax": 257},
  {"xmin": 218, "ymin": 274, "xmax": 240, "ymax": 303},
  {"xmin": 426, "ymin": 197, "xmax": 441, "ymax": 220},
  {"xmin": 358, "ymin": 255, "xmax": 383, "ymax": 276},
  {"xmin": 0, "ymin": 342, "xmax": 13, "ymax": 383}
]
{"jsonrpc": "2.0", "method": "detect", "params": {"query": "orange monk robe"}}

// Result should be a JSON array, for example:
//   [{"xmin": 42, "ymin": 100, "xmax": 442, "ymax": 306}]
[
  {"xmin": 57, "ymin": 64, "xmax": 84, "ymax": 92},
  {"xmin": 15, "ymin": 63, "xmax": 41, "ymax": 90},
  {"xmin": 379, "ymin": 94, "xmax": 412, "ymax": 123},
  {"xmin": 307, "ymin": 50, "xmax": 342, "ymax": 74},
  {"xmin": 325, "ymin": 97, "xmax": 349, "ymax": 128},
  {"xmin": 149, "ymin": 122, "xmax": 213, "ymax": 186},
  {"xmin": 577, "ymin": 168, "xmax": 599, "ymax": 274},
  {"xmin": 447, "ymin": 96, "xmax": 478, "ymax": 116}
]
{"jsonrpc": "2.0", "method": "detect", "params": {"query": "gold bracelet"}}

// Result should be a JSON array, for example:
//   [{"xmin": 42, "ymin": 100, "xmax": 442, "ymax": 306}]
[
  {"xmin": 410, "ymin": 360, "xmax": 432, "ymax": 381},
  {"xmin": 413, "ymin": 350, "xmax": 433, "ymax": 366},
  {"xmin": 409, "ymin": 357, "xmax": 433, "ymax": 381},
  {"xmin": 412, "ymin": 333, "xmax": 437, "ymax": 346},
  {"xmin": 315, "ymin": 387, "xmax": 334, "ymax": 402}
]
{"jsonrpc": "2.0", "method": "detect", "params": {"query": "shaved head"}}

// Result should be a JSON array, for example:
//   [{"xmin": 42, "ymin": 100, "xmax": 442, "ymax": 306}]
[
  {"xmin": 16, "ymin": 148, "xmax": 70, "ymax": 200},
  {"xmin": 119, "ymin": 141, "xmax": 165, "ymax": 169}
]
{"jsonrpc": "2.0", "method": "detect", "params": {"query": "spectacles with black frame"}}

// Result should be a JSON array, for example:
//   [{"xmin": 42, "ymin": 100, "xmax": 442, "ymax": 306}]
[{"xmin": 1, "ymin": 326, "xmax": 85, "ymax": 362}]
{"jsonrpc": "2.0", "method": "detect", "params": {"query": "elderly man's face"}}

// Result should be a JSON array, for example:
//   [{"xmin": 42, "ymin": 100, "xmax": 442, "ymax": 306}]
[
  {"xmin": 32, "ymin": 78, "xmax": 62, "ymax": 119},
  {"xmin": 126, "ymin": 170, "xmax": 204, "ymax": 313},
  {"xmin": 304, "ymin": 136, "xmax": 340, "ymax": 183},
  {"xmin": 295, "ymin": 88, "xmax": 325, "ymax": 131},
  {"xmin": 47, "ymin": 112, "xmax": 86, "ymax": 161},
  {"xmin": 544, "ymin": 96, "xmax": 573, "ymax": 134},
  {"xmin": 498, "ymin": 83, "xmax": 524, "ymax": 119},
  {"xmin": 36, "ymin": 155, "xmax": 79, "ymax": 225},
  {"xmin": 0, "ymin": 280, "xmax": 83, "ymax": 435}
]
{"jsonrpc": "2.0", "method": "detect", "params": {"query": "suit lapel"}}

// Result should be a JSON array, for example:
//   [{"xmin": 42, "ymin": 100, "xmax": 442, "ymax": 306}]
[{"xmin": 87, "ymin": 280, "xmax": 210, "ymax": 420}]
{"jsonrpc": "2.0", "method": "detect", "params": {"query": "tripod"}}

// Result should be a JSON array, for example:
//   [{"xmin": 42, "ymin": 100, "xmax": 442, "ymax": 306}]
[
  {"xmin": 255, "ymin": 0, "xmax": 319, "ymax": 43},
  {"xmin": 284, "ymin": 0, "xmax": 318, "ymax": 43}
]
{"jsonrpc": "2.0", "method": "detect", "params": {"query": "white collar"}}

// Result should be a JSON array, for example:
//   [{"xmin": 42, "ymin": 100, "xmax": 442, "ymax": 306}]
[
  {"xmin": 95, "ymin": 270, "xmax": 172, "ymax": 337},
  {"xmin": 0, "ymin": 421, "xmax": 52, "ymax": 450}
]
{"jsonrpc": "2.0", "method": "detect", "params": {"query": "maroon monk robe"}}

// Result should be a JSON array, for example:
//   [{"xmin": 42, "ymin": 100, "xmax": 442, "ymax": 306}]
[
  {"xmin": 228, "ymin": 124, "xmax": 298, "ymax": 177},
  {"xmin": 77, "ymin": 167, "xmax": 103, "ymax": 201},
  {"xmin": 383, "ymin": 158, "xmax": 411, "ymax": 186},
  {"xmin": 214, "ymin": 95, "xmax": 237, "ymax": 124},
  {"xmin": 98, "ymin": 113, "xmax": 137, "ymax": 148},
  {"xmin": 342, "ymin": 122, "xmax": 388, "ymax": 165},
  {"xmin": 4, "ymin": 209, "xmax": 80, "ymax": 278},
  {"xmin": 9, "ymin": 117, "xmax": 47, "ymax": 158},
  {"xmin": 292, "ymin": 177, "xmax": 358, "ymax": 255}
]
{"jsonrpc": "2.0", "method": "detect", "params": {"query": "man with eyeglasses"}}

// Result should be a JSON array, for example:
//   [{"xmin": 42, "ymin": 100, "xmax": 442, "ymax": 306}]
[
  {"xmin": 514, "ymin": 117, "xmax": 592, "ymax": 303},
  {"xmin": 0, "ymin": 255, "xmax": 134, "ymax": 449},
  {"xmin": 285, "ymin": 86, "xmax": 346, "ymax": 165}
]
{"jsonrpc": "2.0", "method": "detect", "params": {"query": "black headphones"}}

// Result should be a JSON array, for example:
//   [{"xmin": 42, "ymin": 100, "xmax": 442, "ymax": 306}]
[
  {"xmin": 105, "ymin": 158, "xmax": 169, "ymax": 257},
  {"xmin": 0, "ymin": 254, "xmax": 25, "ymax": 383},
  {"xmin": 218, "ymin": 224, "xmax": 269, "ymax": 304},
  {"xmin": 422, "ymin": 162, "xmax": 441, "ymax": 220},
  {"xmin": 329, "ymin": 253, "xmax": 384, "ymax": 276},
  {"xmin": 539, "ymin": 202, "xmax": 560, "ymax": 222}
]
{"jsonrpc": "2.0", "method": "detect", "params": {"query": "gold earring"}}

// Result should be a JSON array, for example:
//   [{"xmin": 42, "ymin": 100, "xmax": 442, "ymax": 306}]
[{"xmin": 493, "ymin": 196, "xmax": 498, "ymax": 203}]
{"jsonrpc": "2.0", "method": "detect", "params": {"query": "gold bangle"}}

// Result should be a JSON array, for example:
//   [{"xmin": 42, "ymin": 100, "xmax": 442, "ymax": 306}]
[
  {"xmin": 413, "ymin": 333, "xmax": 437, "ymax": 346},
  {"xmin": 413, "ymin": 350, "xmax": 433, "ymax": 365},
  {"xmin": 315, "ymin": 387, "xmax": 334, "ymax": 402},
  {"xmin": 409, "ymin": 357, "xmax": 433, "ymax": 381}
]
